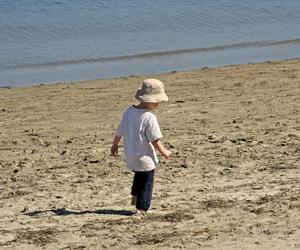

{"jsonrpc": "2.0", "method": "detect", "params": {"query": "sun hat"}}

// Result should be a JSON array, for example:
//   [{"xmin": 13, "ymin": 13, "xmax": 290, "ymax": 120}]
[{"xmin": 135, "ymin": 78, "xmax": 168, "ymax": 103}]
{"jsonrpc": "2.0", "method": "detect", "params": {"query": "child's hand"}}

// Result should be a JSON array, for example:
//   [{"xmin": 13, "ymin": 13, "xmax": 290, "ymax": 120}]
[
  {"xmin": 111, "ymin": 135, "xmax": 121, "ymax": 156},
  {"xmin": 151, "ymin": 139, "xmax": 172, "ymax": 159},
  {"xmin": 111, "ymin": 144, "xmax": 119, "ymax": 156},
  {"xmin": 163, "ymin": 149, "xmax": 172, "ymax": 159}
]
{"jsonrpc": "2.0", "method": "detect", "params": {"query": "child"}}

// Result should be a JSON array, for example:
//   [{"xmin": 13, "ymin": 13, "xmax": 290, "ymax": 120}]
[{"xmin": 111, "ymin": 78, "xmax": 171, "ymax": 214}]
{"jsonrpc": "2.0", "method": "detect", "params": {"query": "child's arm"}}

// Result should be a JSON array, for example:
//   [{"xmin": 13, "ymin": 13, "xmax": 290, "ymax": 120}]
[
  {"xmin": 111, "ymin": 135, "xmax": 122, "ymax": 156},
  {"xmin": 152, "ymin": 139, "xmax": 172, "ymax": 159}
]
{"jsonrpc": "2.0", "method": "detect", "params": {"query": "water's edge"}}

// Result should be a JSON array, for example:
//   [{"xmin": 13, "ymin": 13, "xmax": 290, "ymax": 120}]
[
  {"xmin": 1, "ymin": 57, "xmax": 299, "ymax": 89},
  {"xmin": 2, "ymin": 38, "xmax": 300, "ymax": 71}
]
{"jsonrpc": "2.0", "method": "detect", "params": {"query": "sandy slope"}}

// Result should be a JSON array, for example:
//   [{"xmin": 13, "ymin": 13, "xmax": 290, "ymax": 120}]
[{"xmin": 0, "ymin": 59, "xmax": 299, "ymax": 249}]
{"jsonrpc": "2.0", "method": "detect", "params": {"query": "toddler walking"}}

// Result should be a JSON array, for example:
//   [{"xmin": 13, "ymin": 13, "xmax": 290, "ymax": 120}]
[{"xmin": 111, "ymin": 78, "xmax": 171, "ymax": 214}]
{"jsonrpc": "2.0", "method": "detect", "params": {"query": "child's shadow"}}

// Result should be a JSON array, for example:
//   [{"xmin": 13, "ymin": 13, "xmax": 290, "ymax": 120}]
[{"xmin": 24, "ymin": 207, "xmax": 135, "ymax": 217}]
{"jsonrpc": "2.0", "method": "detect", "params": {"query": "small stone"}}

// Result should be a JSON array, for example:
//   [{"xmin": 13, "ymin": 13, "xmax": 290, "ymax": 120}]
[
  {"xmin": 181, "ymin": 164, "xmax": 188, "ymax": 168},
  {"xmin": 251, "ymin": 185, "xmax": 263, "ymax": 190},
  {"xmin": 89, "ymin": 160, "xmax": 99, "ymax": 163},
  {"xmin": 21, "ymin": 207, "xmax": 28, "ymax": 213},
  {"xmin": 280, "ymin": 141, "xmax": 287, "ymax": 146},
  {"xmin": 287, "ymin": 230, "xmax": 294, "ymax": 235},
  {"xmin": 207, "ymin": 134, "xmax": 224, "ymax": 143}
]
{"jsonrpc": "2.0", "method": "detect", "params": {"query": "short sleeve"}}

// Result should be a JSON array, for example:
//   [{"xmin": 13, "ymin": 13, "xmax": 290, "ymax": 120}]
[{"xmin": 145, "ymin": 115, "xmax": 162, "ymax": 142}]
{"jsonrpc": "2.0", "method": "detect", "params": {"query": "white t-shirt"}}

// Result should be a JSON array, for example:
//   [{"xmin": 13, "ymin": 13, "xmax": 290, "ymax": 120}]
[{"xmin": 116, "ymin": 106, "xmax": 162, "ymax": 172}]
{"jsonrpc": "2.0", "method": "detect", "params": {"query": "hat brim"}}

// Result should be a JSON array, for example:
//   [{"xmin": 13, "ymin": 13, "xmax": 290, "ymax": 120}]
[{"xmin": 135, "ymin": 88, "xmax": 168, "ymax": 103}]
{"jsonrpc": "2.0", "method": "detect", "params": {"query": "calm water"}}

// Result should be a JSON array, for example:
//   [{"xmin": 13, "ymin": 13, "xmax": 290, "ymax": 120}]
[{"xmin": 1, "ymin": 0, "xmax": 300, "ymax": 87}]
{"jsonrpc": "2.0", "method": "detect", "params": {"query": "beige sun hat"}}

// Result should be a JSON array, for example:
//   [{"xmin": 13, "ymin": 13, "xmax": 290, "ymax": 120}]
[{"xmin": 135, "ymin": 78, "xmax": 168, "ymax": 103}]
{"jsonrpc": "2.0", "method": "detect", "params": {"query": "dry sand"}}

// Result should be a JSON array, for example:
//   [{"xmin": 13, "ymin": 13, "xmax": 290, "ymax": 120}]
[{"xmin": 0, "ymin": 59, "xmax": 300, "ymax": 249}]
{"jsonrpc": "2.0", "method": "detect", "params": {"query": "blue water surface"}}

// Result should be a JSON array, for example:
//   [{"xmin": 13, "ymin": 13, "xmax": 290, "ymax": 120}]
[{"xmin": 1, "ymin": 0, "xmax": 300, "ymax": 86}]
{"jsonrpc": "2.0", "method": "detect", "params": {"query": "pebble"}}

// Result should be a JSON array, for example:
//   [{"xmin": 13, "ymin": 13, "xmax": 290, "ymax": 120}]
[
  {"xmin": 21, "ymin": 207, "xmax": 28, "ymax": 213},
  {"xmin": 181, "ymin": 164, "xmax": 188, "ymax": 168}
]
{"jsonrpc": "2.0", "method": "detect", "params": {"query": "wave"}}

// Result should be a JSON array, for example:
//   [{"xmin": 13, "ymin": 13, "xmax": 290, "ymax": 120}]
[{"xmin": 1, "ymin": 38, "xmax": 300, "ymax": 70}]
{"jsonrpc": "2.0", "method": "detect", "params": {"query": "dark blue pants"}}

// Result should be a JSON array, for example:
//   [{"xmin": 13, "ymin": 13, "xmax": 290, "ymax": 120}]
[{"xmin": 131, "ymin": 169, "xmax": 154, "ymax": 211}]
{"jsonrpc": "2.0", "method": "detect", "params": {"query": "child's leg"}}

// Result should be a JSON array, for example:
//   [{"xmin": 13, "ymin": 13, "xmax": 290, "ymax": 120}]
[
  {"xmin": 131, "ymin": 171, "xmax": 140, "ymax": 206},
  {"xmin": 131, "ymin": 195, "xmax": 137, "ymax": 206},
  {"xmin": 131, "ymin": 171, "xmax": 140, "ymax": 195},
  {"xmin": 135, "ymin": 170, "xmax": 155, "ymax": 211}
]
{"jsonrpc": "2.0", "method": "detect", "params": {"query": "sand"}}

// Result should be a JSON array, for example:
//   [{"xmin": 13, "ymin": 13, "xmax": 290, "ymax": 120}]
[{"xmin": 0, "ymin": 59, "xmax": 300, "ymax": 249}]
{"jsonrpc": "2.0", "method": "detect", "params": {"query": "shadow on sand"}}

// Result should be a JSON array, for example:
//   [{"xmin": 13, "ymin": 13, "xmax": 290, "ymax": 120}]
[{"xmin": 24, "ymin": 208, "xmax": 135, "ymax": 217}]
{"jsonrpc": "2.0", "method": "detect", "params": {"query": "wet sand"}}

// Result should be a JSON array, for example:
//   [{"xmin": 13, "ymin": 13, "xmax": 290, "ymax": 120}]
[{"xmin": 0, "ymin": 59, "xmax": 299, "ymax": 249}]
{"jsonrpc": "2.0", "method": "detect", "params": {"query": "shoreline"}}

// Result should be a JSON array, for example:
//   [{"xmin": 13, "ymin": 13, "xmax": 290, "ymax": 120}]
[
  {"xmin": 3, "ymin": 38, "xmax": 300, "ymax": 71},
  {"xmin": 1, "ymin": 39, "xmax": 300, "ymax": 88},
  {"xmin": 1, "ymin": 57, "xmax": 300, "ymax": 89},
  {"xmin": 0, "ymin": 58, "xmax": 299, "ymax": 249}
]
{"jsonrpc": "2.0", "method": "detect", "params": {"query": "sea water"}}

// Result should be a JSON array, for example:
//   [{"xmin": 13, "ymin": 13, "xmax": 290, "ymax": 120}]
[{"xmin": 1, "ymin": 0, "xmax": 300, "ymax": 87}]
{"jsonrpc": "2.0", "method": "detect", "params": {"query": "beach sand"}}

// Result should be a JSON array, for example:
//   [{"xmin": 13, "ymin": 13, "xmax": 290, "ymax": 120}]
[{"xmin": 0, "ymin": 59, "xmax": 299, "ymax": 249}]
